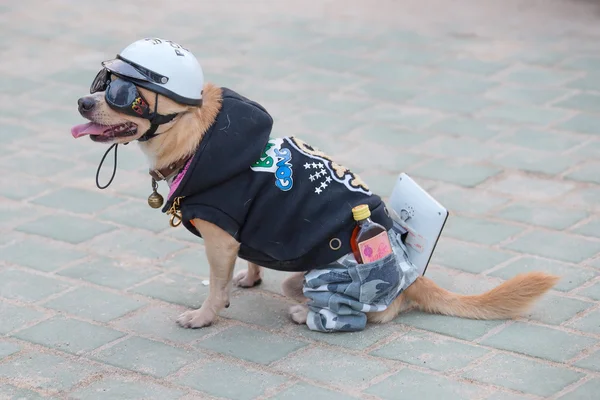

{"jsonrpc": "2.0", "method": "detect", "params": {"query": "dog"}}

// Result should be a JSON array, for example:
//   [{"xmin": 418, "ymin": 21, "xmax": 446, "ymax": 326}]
[{"xmin": 72, "ymin": 43, "xmax": 559, "ymax": 332}]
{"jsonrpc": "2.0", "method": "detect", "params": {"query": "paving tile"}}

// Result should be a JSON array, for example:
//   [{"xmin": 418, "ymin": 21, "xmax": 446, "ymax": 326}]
[
  {"xmin": 556, "ymin": 93, "xmax": 600, "ymax": 113},
  {"xmin": 486, "ymin": 174, "xmax": 576, "ymax": 201},
  {"xmin": 462, "ymin": 353, "xmax": 584, "ymax": 397},
  {"xmin": 130, "ymin": 273, "xmax": 207, "ymax": 308},
  {"xmin": 69, "ymin": 376, "xmax": 185, "ymax": 400},
  {"xmin": 357, "ymin": 104, "xmax": 438, "ymax": 130},
  {"xmin": 411, "ymin": 159, "xmax": 501, "ymax": 187},
  {"xmin": 504, "ymin": 66, "xmax": 580, "ymax": 86},
  {"xmin": 86, "ymin": 230, "xmax": 188, "ymax": 260},
  {"xmin": 1, "ymin": 237, "xmax": 87, "ymax": 274},
  {"xmin": 196, "ymin": 325, "xmax": 307, "ymax": 365},
  {"xmin": 0, "ymin": 302, "xmax": 45, "ymax": 335},
  {"xmin": 485, "ymin": 85, "xmax": 571, "ymax": 106},
  {"xmin": 31, "ymin": 187, "xmax": 125, "ymax": 214},
  {"xmin": 0, "ymin": 352, "xmax": 102, "ymax": 392},
  {"xmin": 272, "ymin": 382, "xmax": 351, "ymax": 400},
  {"xmin": 568, "ymin": 72, "xmax": 600, "ymax": 91},
  {"xmin": 562, "ymin": 56, "xmax": 600, "ymax": 70},
  {"xmin": 160, "ymin": 248, "xmax": 211, "ymax": 277},
  {"xmin": 414, "ymin": 137, "xmax": 499, "ymax": 162},
  {"xmin": 572, "ymin": 218, "xmax": 600, "ymax": 239},
  {"xmin": 575, "ymin": 349, "xmax": 600, "ymax": 372},
  {"xmin": 0, "ymin": 342, "xmax": 21, "ymax": 360},
  {"xmin": 427, "ymin": 117, "xmax": 502, "ymax": 140},
  {"xmin": 557, "ymin": 113, "xmax": 600, "ymax": 135},
  {"xmin": 498, "ymin": 129, "xmax": 581, "ymax": 151},
  {"xmin": 275, "ymin": 347, "xmax": 388, "ymax": 390},
  {"xmin": 0, "ymin": 175, "xmax": 51, "ymax": 201},
  {"xmin": 490, "ymin": 256, "xmax": 597, "ymax": 292},
  {"xmin": 0, "ymin": 384, "xmax": 54, "ymax": 400},
  {"xmin": 566, "ymin": 163, "xmax": 600, "ymax": 184},
  {"xmin": 527, "ymin": 293, "xmax": 594, "ymax": 325},
  {"xmin": 563, "ymin": 187, "xmax": 600, "ymax": 212},
  {"xmin": 336, "ymin": 142, "xmax": 426, "ymax": 172},
  {"xmin": 358, "ymin": 63, "xmax": 426, "ymax": 83},
  {"xmin": 16, "ymin": 214, "xmax": 116, "ymax": 244},
  {"xmin": 481, "ymin": 322, "xmax": 596, "ymax": 362},
  {"xmin": 0, "ymin": 269, "xmax": 69, "ymax": 302},
  {"xmin": 295, "ymin": 323, "xmax": 400, "ymax": 351},
  {"xmin": 13, "ymin": 317, "xmax": 124, "ymax": 355},
  {"xmin": 43, "ymin": 287, "xmax": 146, "ymax": 322},
  {"xmin": 494, "ymin": 202, "xmax": 588, "ymax": 230},
  {"xmin": 578, "ymin": 282, "xmax": 600, "ymax": 300},
  {"xmin": 480, "ymin": 104, "xmax": 570, "ymax": 126},
  {"xmin": 396, "ymin": 312, "xmax": 504, "ymax": 341},
  {"xmin": 431, "ymin": 239, "xmax": 514, "ymax": 273},
  {"xmin": 93, "ymin": 336, "xmax": 199, "ymax": 377},
  {"xmin": 114, "ymin": 305, "xmax": 216, "ymax": 344},
  {"xmin": 97, "ymin": 200, "xmax": 181, "ymax": 232},
  {"xmin": 57, "ymin": 257, "xmax": 161, "ymax": 290},
  {"xmin": 411, "ymin": 93, "xmax": 493, "ymax": 114},
  {"xmin": 445, "ymin": 58, "xmax": 508, "ymax": 75},
  {"xmin": 175, "ymin": 359, "xmax": 287, "ymax": 400},
  {"xmin": 568, "ymin": 309, "xmax": 600, "ymax": 335},
  {"xmin": 370, "ymin": 331, "xmax": 489, "ymax": 371},
  {"xmin": 221, "ymin": 292, "xmax": 295, "ymax": 329},
  {"xmin": 503, "ymin": 230, "xmax": 600, "ymax": 263},
  {"xmin": 429, "ymin": 186, "xmax": 509, "ymax": 215},
  {"xmin": 558, "ymin": 378, "xmax": 600, "ymax": 400},
  {"xmin": 485, "ymin": 392, "xmax": 535, "ymax": 400},
  {"xmin": 492, "ymin": 149, "xmax": 576, "ymax": 175},
  {"xmin": 443, "ymin": 216, "xmax": 524, "ymax": 245},
  {"xmin": 0, "ymin": 153, "xmax": 77, "ymax": 178},
  {"xmin": 365, "ymin": 368, "xmax": 487, "ymax": 400},
  {"xmin": 419, "ymin": 71, "xmax": 495, "ymax": 94}
]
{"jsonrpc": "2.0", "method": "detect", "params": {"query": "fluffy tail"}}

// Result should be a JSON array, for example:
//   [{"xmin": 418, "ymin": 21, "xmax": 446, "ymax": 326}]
[
  {"xmin": 405, "ymin": 272, "xmax": 560, "ymax": 320},
  {"xmin": 367, "ymin": 272, "xmax": 559, "ymax": 323}
]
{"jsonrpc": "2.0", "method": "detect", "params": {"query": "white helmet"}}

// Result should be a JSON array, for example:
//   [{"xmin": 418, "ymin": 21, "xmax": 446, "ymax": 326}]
[{"xmin": 101, "ymin": 38, "xmax": 204, "ymax": 106}]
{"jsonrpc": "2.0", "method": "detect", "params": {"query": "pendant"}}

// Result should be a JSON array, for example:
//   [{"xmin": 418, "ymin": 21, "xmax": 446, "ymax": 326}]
[{"xmin": 147, "ymin": 178, "xmax": 164, "ymax": 209}]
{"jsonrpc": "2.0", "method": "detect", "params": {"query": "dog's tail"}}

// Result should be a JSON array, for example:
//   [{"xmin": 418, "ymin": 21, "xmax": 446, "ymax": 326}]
[
  {"xmin": 402, "ymin": 272, "xmax": 559, "ymax": 320},
  {"xmin": 369, "ymin": 272, "xmax": 559, "ymax": 323}
]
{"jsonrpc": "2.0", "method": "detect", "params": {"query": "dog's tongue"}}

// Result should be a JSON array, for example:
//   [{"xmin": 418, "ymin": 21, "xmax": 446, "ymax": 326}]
[{"xmin": 71, "ymin": 122, "xmax": 107, "ymax": 138}]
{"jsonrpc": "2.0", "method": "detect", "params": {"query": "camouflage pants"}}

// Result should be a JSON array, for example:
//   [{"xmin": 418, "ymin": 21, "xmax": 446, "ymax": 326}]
[{"xmin": 303, "ymin": 228, "xmax": 419, "ymax": 333}]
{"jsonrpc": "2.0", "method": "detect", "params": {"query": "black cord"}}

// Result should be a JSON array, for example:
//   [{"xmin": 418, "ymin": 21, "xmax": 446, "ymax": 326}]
[{"xmin": 96, "ymin": 143, "xmax": 118, "ymax": 189}]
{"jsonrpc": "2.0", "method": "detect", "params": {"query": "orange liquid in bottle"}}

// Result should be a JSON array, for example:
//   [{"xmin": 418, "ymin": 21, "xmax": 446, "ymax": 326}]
[{"xmin": 350, "ymin": 204, "xmax": 393, "ymax": 264}]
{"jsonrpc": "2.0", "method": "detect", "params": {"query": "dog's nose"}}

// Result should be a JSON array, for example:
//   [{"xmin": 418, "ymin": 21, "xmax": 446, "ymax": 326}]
[{"xmin": 77, "ymin": 97, "xmax": 96, "ymax": 113}]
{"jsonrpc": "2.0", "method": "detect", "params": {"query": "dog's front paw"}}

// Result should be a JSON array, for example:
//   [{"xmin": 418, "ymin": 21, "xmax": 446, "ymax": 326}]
[
  {"xmin": 176, "ymin": 309, "xmax": 215, "ymax": 329},
  {"xmin": 233, "ymin": 270, "xmax": 262, "ymax": 288},
  {"xmin": 289, "ymin": 304, "xmax": 309, "ymax": 325}
]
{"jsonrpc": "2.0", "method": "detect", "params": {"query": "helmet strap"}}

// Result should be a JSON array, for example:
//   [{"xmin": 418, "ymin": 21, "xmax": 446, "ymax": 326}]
[{"xmin": 137, "ymin": 93, "xmax": 178, "ymax": 142}]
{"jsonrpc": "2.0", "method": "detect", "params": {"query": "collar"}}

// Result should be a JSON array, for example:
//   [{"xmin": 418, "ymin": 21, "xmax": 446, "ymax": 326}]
[{"xmin": 149, "ymin": 157, "xmax": 190, "ymax": 182}]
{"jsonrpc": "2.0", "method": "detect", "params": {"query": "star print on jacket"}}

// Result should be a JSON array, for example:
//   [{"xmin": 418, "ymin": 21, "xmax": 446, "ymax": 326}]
[{"xmin": 162, "ymin": 87, "xmax": 391, "ymax": 273}]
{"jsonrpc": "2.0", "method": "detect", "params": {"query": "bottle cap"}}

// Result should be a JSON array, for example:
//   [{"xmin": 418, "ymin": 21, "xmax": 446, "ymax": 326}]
[{"xmin": 352, "ymin": 204, "xmax": 371, "ymax": 221}]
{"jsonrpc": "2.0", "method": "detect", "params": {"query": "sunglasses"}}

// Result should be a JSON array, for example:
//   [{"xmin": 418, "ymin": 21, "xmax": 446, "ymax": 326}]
[{"xmin": 90, "ymin": 69, "xmax": 153, "ymax": 119}]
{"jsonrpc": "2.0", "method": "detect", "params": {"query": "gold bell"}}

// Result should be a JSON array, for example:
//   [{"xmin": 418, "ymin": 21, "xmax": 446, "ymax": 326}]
[{"xmin": 148, "ymin": 178, "xmax": 164, "ymax": 209}]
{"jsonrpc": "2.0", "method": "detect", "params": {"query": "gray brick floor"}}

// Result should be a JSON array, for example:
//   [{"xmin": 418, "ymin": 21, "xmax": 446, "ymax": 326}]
[{"xmin": 1, "ymin": 0, "xmax": 600, "ymax": 399}]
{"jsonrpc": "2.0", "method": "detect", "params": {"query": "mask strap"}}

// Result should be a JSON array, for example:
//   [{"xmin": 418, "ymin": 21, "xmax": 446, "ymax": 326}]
[{"xmin": 96, "ymin": 143, "xmax": 119, "ymax": 189}]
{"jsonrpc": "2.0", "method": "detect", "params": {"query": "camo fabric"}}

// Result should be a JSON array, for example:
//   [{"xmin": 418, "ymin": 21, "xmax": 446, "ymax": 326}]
[{"xmin": 303, "ymin": 228, "xmax": 419, "ymax": 333}]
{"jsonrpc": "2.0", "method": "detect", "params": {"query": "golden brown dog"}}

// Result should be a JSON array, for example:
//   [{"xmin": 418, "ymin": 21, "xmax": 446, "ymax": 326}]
[{"xmin": 73, "ymin": 81, "xmax": 559, "ymax": 330}]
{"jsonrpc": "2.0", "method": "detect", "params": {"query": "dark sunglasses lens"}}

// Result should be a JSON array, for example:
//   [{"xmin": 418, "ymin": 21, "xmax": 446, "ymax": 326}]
[
  {"xmin": 90, "ymin": 69, "xmax": 109, "ymax": 94},
  {"xmin": 106, "ymin": 79, "xmax": 139, "ymax": 108}
]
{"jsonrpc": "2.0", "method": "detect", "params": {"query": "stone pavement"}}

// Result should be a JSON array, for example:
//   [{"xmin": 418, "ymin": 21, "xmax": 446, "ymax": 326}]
[{"xmin": 1, "ymin": 0, "xmax": 600, "ymax": 398}]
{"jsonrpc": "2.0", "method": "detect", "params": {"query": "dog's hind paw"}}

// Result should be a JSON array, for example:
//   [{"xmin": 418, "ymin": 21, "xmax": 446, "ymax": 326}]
[
  {"xmin": 289, "ymin": 304, "xmax": 309, "ymax": 324},
  {"xmin": 233, "ymin": 270, "xmax": 262, "ymax": 288},
  {"xmin": 176, "ymin": 309, "xmax": 215, "ymax": 329}
]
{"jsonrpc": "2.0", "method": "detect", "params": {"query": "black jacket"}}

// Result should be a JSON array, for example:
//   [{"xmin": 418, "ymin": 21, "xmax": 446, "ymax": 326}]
[{"xmin": 163, "ymin": 88, "xmax": 392, "ymax": 272}]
